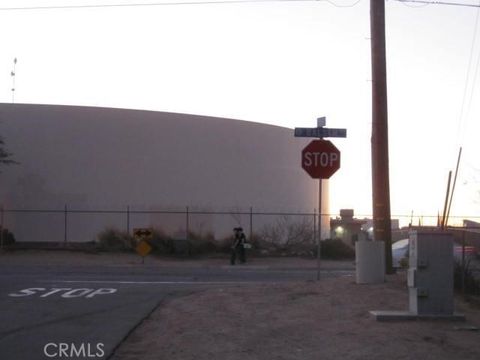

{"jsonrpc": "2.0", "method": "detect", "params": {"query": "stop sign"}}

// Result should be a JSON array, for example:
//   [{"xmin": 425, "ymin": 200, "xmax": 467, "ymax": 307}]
[{"xmin": 301, "ymin": 140, "xmax": 341, "ymax": 179}]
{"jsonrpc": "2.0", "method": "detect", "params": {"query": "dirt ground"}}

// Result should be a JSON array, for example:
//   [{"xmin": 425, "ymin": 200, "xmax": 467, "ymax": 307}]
[{"xmin": 110, "ymin": 275, "xmax": 480, "ymax": 360}]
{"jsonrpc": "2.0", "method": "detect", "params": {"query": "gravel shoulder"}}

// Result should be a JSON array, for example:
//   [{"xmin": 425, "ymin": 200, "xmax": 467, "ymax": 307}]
[{"xmin": 110, "ymin": 275, "xmax": 480, "ymax": 360}]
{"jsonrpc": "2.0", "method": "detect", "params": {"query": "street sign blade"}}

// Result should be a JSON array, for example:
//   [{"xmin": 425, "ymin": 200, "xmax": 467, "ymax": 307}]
[
  {"xmin": 294, "ymin": 127, "xmax": 347, "ymax": 138},
  {"xmin": 317, "ymin": 117, "xmax": 326, "ymax": 127},
  {"xmin": 322, "ymin": 128, "xmax": 347, "ymax": 138},
  {"xmin": 294, "ymin": 127, "xmax": 320, "ymax": 138}
]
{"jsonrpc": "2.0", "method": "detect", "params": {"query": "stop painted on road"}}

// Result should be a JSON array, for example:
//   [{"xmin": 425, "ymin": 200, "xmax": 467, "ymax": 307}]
[{"xmin": 8, "ymin": 288, "xmax": 117, "ymax": 298}]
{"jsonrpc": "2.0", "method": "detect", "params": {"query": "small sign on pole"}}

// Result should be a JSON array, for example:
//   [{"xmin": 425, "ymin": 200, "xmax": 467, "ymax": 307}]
[
  {"xmin": 133, "ymin": 228, "xmax": 154, "ymax": 263},
  {"xmin": 133, "ymin": 228, "xmax": 153, "ymax": 242},
  {"xmin": 317, "ymin": 117, "xmax": 326, "ymax": 127},
  {"xmin": 136, "ymin": 240, "xmax": 153, "ymax": 258}
]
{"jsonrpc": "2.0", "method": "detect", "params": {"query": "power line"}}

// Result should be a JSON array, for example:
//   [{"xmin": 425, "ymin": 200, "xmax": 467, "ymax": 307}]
[
  {"xmin": 456, "ymin": 2, "xmax": 480, "ymax": 145},
  {"xmin": 325, "ymin": 0, "xmax": 362, "ymax": 7},
  {"xmin": 0, "ymin": 0, "xmax": 362, "ymax": 11},
  {"xmin": 6, "ymin": 0, "xmax": 478, "ymax": 12},
  {"xmin": 394, "ymin": 0, "xmax": 480, "ymax": 153},
  {"xmin": 463, "ymin": 5, "xmax": 480, "ymax": 139},
  {"xmin": 396, "ymin": 0, "xmax": 431, "ymax": 7},
  {"xmin": 393, "ymin": 0, "xmax": 480, "ymax": 8}
]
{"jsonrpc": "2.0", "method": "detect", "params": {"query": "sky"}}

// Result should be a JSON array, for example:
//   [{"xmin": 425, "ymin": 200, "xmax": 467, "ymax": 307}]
[{"xmin": 0, "ymin": 0, "xmax": 479, "ymax": 225}]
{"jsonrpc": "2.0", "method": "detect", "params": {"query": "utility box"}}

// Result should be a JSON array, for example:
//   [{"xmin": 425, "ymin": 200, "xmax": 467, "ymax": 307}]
[
  {"xmin": 355, "ymin": 240, "xmax": 385, "ymax": 284},
  {"xmin": 408, "ymin": 231, "xmax": 454, "ymax": 315},
  {"xmin": 370, "ymin": 230, "xmax": 464, "ymax": 321}
]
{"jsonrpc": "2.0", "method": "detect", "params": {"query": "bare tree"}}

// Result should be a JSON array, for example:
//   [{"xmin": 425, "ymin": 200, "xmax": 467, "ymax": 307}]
[{"xmin": 260, "ymin": 215, "xmax": 314, "ymax": 250}]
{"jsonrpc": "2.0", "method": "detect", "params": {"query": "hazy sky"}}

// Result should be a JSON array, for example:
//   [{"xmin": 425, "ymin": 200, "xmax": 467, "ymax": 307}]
[{"xmin": 1, "ymin": 0, "xmax": 479, "ymax": 224}]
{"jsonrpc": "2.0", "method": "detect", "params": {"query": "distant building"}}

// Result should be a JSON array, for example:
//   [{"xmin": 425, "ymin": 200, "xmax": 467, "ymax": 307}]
[
  {"xmin": 330, "ymin": 210, "xmax": 402, "ymax": 245},
  {"xmin": 0, "ymin": 103, "xmax": 325, "ymax": 242},
  {"xmin": 455, "ymin": 220, "xmax": 480, "ymax": 251},
  {"xmin": 361, "ymin": 218, "xmax": 399, "ymax": 233},
  {"xmin": 463, "ymin": 219, "xmax": 480, "ymax": 230},
  {"xmin": 330, "ymin": 209, "xmax": 367, "ymax": 245}
]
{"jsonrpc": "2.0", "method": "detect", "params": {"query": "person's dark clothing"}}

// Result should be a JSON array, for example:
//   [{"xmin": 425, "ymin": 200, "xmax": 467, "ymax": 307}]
[{"xmin": 230, "ymin": 230, "xmax": 246, "ymax": 265}]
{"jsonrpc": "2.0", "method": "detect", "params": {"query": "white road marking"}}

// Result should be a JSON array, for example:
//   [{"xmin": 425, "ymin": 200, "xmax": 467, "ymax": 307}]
[
  {"xmin": 46, "ymin": 280, "xmax": 259, "ymax": 285},
  {"xmin": 220, "ymin": 266, "xmax": 270, "ymax": 270}
]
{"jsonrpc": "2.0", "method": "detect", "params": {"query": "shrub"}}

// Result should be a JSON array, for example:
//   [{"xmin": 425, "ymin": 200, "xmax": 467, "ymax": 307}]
[
  {"xmin": 399, "ymin": 257, "xmax": 409, "ymax": 269},
  {"xmin": 454, "ymin": 260, "xmax": 480, "ymax": 297},
  {"xmin": 148, "ymin": 229, "xmax": 174, "ymax": 255},
  {"xmin": 256, "ymin": 216, "xmax": 315, "ymax": 256},
  {"xmin": 148, "ymin": 229, "xmax": 220, "ymax": 256},
  {"xmin": 319, "ymin": 239, "xmax": 355, "ymax": 260},
  {"xmin": 188, "ymin": 231, "xmax": 217, "ymax": 255},
  {"xmin": 97, "ymin": 228, "xmax": 134, "ymax": 252},
  {"xmin": 218, "ymin": 235, "xmax": 235, "ymax": 253},
  {"xmin": 0, "ymin": 228, "xmax": 15, "ymax": 246},
  {"xmin": 259, "ymin": 216, "xmax": 314, "ymax": 250}
]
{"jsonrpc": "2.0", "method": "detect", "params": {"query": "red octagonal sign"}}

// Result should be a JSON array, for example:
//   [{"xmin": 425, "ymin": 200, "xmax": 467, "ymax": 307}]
[{"xmin": 301, "ymin": 139, "xmax": 341, "ymax": 179}]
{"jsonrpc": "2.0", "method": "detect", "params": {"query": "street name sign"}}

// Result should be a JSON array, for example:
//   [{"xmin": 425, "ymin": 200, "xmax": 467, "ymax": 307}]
[{"xmin": 294, "ymin": 127, "xmax": 347, "ymax": 138}]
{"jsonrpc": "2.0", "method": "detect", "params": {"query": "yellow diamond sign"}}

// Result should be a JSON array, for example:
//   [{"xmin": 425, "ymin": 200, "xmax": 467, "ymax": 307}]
[{"xmin": 136, "ymin": 240, "xmax": 153, "ymax": 257}]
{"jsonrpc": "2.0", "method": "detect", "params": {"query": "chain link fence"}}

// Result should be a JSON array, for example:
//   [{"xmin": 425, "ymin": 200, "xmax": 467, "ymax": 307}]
[
  {"xmin": 0, "ymin": 206, "xmax": 323, "ymax": 245},
  {"xmin": 1, "ymin": 206, "xmax": 480, "ymax": 244},
  {"xmin": 0, "ymin": 206, "xmax": 478, "ymax": 248}
]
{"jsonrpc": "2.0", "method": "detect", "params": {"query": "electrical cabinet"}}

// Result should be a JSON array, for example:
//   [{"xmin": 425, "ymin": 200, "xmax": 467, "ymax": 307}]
[{"xmin": 408, "ymin": 231, "xmax": 454, "ymax": 315}]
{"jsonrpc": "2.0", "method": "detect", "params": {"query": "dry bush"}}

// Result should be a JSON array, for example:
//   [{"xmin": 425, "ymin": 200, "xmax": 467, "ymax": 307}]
[
  {"xmin": 97, "ymin": 228, "xmax": 134, "ymax": 252},
  {"xmin": 258, "ymin": 216, "xmax": 315, "ymax": 256}
]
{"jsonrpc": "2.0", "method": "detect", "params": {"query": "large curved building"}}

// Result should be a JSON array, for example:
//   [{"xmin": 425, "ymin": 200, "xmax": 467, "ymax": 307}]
[{"xmin": 0, "ymin": 104, "xmax": 328, "ymax": 242}]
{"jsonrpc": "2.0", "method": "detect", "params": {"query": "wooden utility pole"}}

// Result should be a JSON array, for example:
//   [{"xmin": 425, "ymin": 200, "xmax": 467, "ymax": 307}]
[{"xmin": 370, "ymin": 0, "xmax": 393, "ymax": 274}]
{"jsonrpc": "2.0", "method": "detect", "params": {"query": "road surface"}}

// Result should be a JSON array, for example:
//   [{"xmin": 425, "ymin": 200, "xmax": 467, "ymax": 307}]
[{"xmin": 0, "ymin": 257, "xmax": 354, "ymax": 359}]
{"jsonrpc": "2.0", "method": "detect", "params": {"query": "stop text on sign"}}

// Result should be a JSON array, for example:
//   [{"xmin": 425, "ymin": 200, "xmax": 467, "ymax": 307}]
[{"xmin": 303, "ymin": 151, "xmax": 339, "ymax": 168}]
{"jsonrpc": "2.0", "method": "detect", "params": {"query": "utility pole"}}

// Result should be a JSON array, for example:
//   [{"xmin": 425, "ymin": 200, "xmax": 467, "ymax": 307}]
[{"xmin": 370, "ymin": 0, "xmax": 393, "ymax": 274}]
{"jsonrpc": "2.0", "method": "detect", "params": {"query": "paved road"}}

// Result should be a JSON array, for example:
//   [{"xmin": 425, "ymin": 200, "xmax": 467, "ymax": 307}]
[{"xmin": 0, "ymin": 262, "xmax": 353, "ymax": 360}]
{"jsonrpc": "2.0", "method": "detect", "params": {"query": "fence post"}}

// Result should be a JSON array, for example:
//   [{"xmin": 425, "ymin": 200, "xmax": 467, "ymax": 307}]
[
  {"xmin": 186, "ymin": 206, "xmax": 189, "ymax": 241},
  {"xmin": 126, "ymin": 205, "xmax": 130, "ymax": 234},
  {"xmin": 461, "ymin": 230, "xmax": 466, "ymax": 296},
  {"xmin": 64, "ymin": 204, "xmax": 68, "ymax": 245},
  {"xmin": 249, "ymin": 206, "xmax": 253, "ymax": 241},
  {"xmin": 0, "ymin": 205, "xmax": 4, "ymax": 250}
]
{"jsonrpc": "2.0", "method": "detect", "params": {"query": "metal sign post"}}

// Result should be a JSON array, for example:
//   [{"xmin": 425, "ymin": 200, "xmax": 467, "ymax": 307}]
[
  {"xmin": 0, "ymin": 206, "xmax": 4, "ymax": 250},
  {"xmin": 317, "ymin": 179, "xmax": 322, "ymax": 280},
  {"xmin": 295, "ymin": 117, "xmax": 346, "ymax": 280}
]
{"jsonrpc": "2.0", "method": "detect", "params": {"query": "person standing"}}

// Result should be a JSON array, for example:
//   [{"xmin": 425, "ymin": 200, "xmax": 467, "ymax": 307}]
[{"xmin": 230, "ymin": 227, "xmax": 246, "ymax": 265}]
